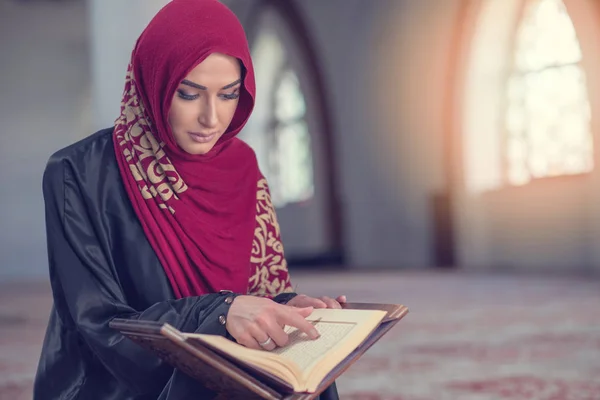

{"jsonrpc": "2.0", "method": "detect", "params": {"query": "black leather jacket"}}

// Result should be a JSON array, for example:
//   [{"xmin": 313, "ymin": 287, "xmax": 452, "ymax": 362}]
[{"xmin": 33, "ymin": 128, "xmax": 338, "ymax": 400}]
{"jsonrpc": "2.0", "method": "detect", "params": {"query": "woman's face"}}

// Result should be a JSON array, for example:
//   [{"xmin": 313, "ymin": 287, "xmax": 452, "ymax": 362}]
[{"xmin": 168, "ymin": 53, "xmax": 241, "ymax": 155}]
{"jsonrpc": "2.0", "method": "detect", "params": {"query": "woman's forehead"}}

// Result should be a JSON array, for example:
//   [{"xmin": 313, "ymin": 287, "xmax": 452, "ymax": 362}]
[{"xmin": 182, "ymin": 53, "xmax": 242, "ymax": 86}]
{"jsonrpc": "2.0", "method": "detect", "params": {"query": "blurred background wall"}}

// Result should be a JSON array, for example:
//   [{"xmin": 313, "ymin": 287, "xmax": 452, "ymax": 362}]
[{"xmin": 2, "ymin": 0, "xmax": 600, "ymax": 280}]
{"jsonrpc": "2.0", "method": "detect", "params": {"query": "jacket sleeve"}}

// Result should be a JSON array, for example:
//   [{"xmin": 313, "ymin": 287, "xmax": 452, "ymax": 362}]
[{"xmin": 42, "ymin": 156, "xmax": 237, "ymax": 396}]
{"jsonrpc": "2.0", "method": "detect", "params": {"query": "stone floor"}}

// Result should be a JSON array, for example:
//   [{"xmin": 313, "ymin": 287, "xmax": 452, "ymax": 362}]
[{"xmin": 1, "ymin": 270, "xmax": 599, "ymax": 399}]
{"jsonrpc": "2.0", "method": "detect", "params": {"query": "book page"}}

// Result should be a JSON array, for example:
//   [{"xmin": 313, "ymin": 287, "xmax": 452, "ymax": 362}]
[
  {"xmin": 306, "ymin": 308, "xmax": 386, "ymax": 324},
  {"xmin": 183, "ymin": 308, "xmax": 387, "ymax": 389},
  {"xmin": 272, "ymin": 321, "xmax": 355, "ymax": 372}
]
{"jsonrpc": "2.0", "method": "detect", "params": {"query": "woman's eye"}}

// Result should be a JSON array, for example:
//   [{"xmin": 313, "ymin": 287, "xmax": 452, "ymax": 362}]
[
  {"xmin": 177, "ymin": 90, "xmax": 199, "ymax": 101},
  {"xmin": 220, "ymin": 92, "xmax": 240, "ymax": 101}
]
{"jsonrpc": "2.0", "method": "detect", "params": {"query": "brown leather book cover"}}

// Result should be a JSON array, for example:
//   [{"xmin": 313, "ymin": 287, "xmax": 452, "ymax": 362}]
[{"xmin": 109, "ymin": 303, "xmax": 408, "ymax": 400}]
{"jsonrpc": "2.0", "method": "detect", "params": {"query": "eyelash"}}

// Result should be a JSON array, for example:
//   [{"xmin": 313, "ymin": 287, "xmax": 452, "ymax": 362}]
[
  {"xmin": 177, "ymin": 90, "xmax": 240, "ymax": 101},
  {"xmin": 221, "ymin": 92, "xmax": 240, "ymax": 100}
]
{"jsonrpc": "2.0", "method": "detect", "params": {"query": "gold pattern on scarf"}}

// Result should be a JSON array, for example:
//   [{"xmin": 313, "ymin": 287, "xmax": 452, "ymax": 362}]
[
  {"xmin": 247, "ymin": 178, "xmax": 293, "ymax": 297},
  {"xmin": 114, "ymin": 67, "xmax": 187, "ymax": 215}
]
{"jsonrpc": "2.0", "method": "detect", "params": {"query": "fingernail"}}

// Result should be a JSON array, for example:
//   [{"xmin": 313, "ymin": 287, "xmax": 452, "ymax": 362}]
[{"xmin": 311, "ymin": 328, "xmax": 320, "ymax": 339}]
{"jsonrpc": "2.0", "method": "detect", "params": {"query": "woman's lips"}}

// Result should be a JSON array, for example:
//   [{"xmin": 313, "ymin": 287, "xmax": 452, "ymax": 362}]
[{"xmin": 189, "ymin": 132, "xmax": 217, "ymax": 143}]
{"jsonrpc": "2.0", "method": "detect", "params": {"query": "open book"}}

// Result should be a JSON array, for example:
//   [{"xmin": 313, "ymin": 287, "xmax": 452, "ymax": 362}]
[{"xmin": 110, "ymin": 302, "xmax": 408, "ymax": 399}]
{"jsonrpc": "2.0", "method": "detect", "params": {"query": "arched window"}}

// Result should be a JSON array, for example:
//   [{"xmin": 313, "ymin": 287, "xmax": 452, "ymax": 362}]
[
  {"xmin": 505, "ymin": 0, "xmax": 593, "ymax": 185},
  {"xmin": 462, "ymin": 0, "xmax": 593, "ymax": 192},
  {"xmin": 236, "ymin": 1, "xmax": 342, "ymax": 263},
  {"xmin": 240, "ymin": 6, "xmax": 315, "ymax": 208}
]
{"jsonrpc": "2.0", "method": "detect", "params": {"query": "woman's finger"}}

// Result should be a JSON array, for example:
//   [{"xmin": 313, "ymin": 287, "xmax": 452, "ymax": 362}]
[
  {"xmin": 320, "ymin": 296, "xmax": 342, "ymax": 309},
  {"xmin": 277, "ymin": 306, "xmax": 319, "ymax": 340},
  {"xmin": 255, "ymin": 334, "xmax": 276, "ymax": 351},
  {"xmin": 246, "ymin": 323, "xmax": 276, "ymax": 351},
  {"xmin": 291, "ymin": 294, "xmax": 326, "ymax": 308},
  {"xmin": 235, "ymin": 330, "xmax": 261, "ymax": 350},
  {"xmin": 256, "ymin": 313, "xmax": 289, "ymax": 348}
]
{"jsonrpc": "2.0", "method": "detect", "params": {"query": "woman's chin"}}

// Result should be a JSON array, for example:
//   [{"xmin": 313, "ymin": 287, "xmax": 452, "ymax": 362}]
[
  {"xmin": 176, "ymin": 139, "xmax": 216, "ymax": 155},
  {"xmin": 186, "ymin": 144, "xmax": 215, "ymax": 155}
]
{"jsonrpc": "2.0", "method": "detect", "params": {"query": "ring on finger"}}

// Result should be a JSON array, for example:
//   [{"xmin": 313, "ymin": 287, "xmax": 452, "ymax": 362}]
[{"xmin": 258, "ymin": 337, "xmax": 273, "ymax": 347}]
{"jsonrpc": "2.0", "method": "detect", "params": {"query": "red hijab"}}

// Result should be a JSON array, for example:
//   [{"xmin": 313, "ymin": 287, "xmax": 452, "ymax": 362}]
[{"xmin": 112, "ymin": 0, "xmax": 259, "ymax": 298}]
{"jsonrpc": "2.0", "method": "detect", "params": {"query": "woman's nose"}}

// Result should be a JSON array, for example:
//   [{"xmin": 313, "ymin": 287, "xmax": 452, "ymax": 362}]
[{"xmin": 198, "ymin": 97, "xmax": 218, "ymax": 128}]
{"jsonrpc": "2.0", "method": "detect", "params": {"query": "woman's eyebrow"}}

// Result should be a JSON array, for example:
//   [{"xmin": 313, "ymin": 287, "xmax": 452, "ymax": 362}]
[{"xmin": 181, "ymin": 78, "xmax": 241, "ymax": 90}]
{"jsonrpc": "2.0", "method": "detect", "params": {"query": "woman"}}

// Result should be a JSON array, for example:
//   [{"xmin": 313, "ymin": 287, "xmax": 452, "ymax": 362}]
[{"xmin": 33, "ymin": 0, "xmax": 343, "ymax": 398}]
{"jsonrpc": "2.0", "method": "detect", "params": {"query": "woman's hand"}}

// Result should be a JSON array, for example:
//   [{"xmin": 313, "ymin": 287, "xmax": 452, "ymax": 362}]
[
  {"xmin": 286, "ymin": 294, "xmax": 347, "ymax": 309},
  {"xmin": 225, "ymin": 295, "xmax": 320, "ymax": 351}
]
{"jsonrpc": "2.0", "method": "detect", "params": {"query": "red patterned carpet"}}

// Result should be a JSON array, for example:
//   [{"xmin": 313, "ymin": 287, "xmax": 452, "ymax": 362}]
[{"xmin": 1, "ymin": 271, "xmax": 599, "ymax": 400}]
